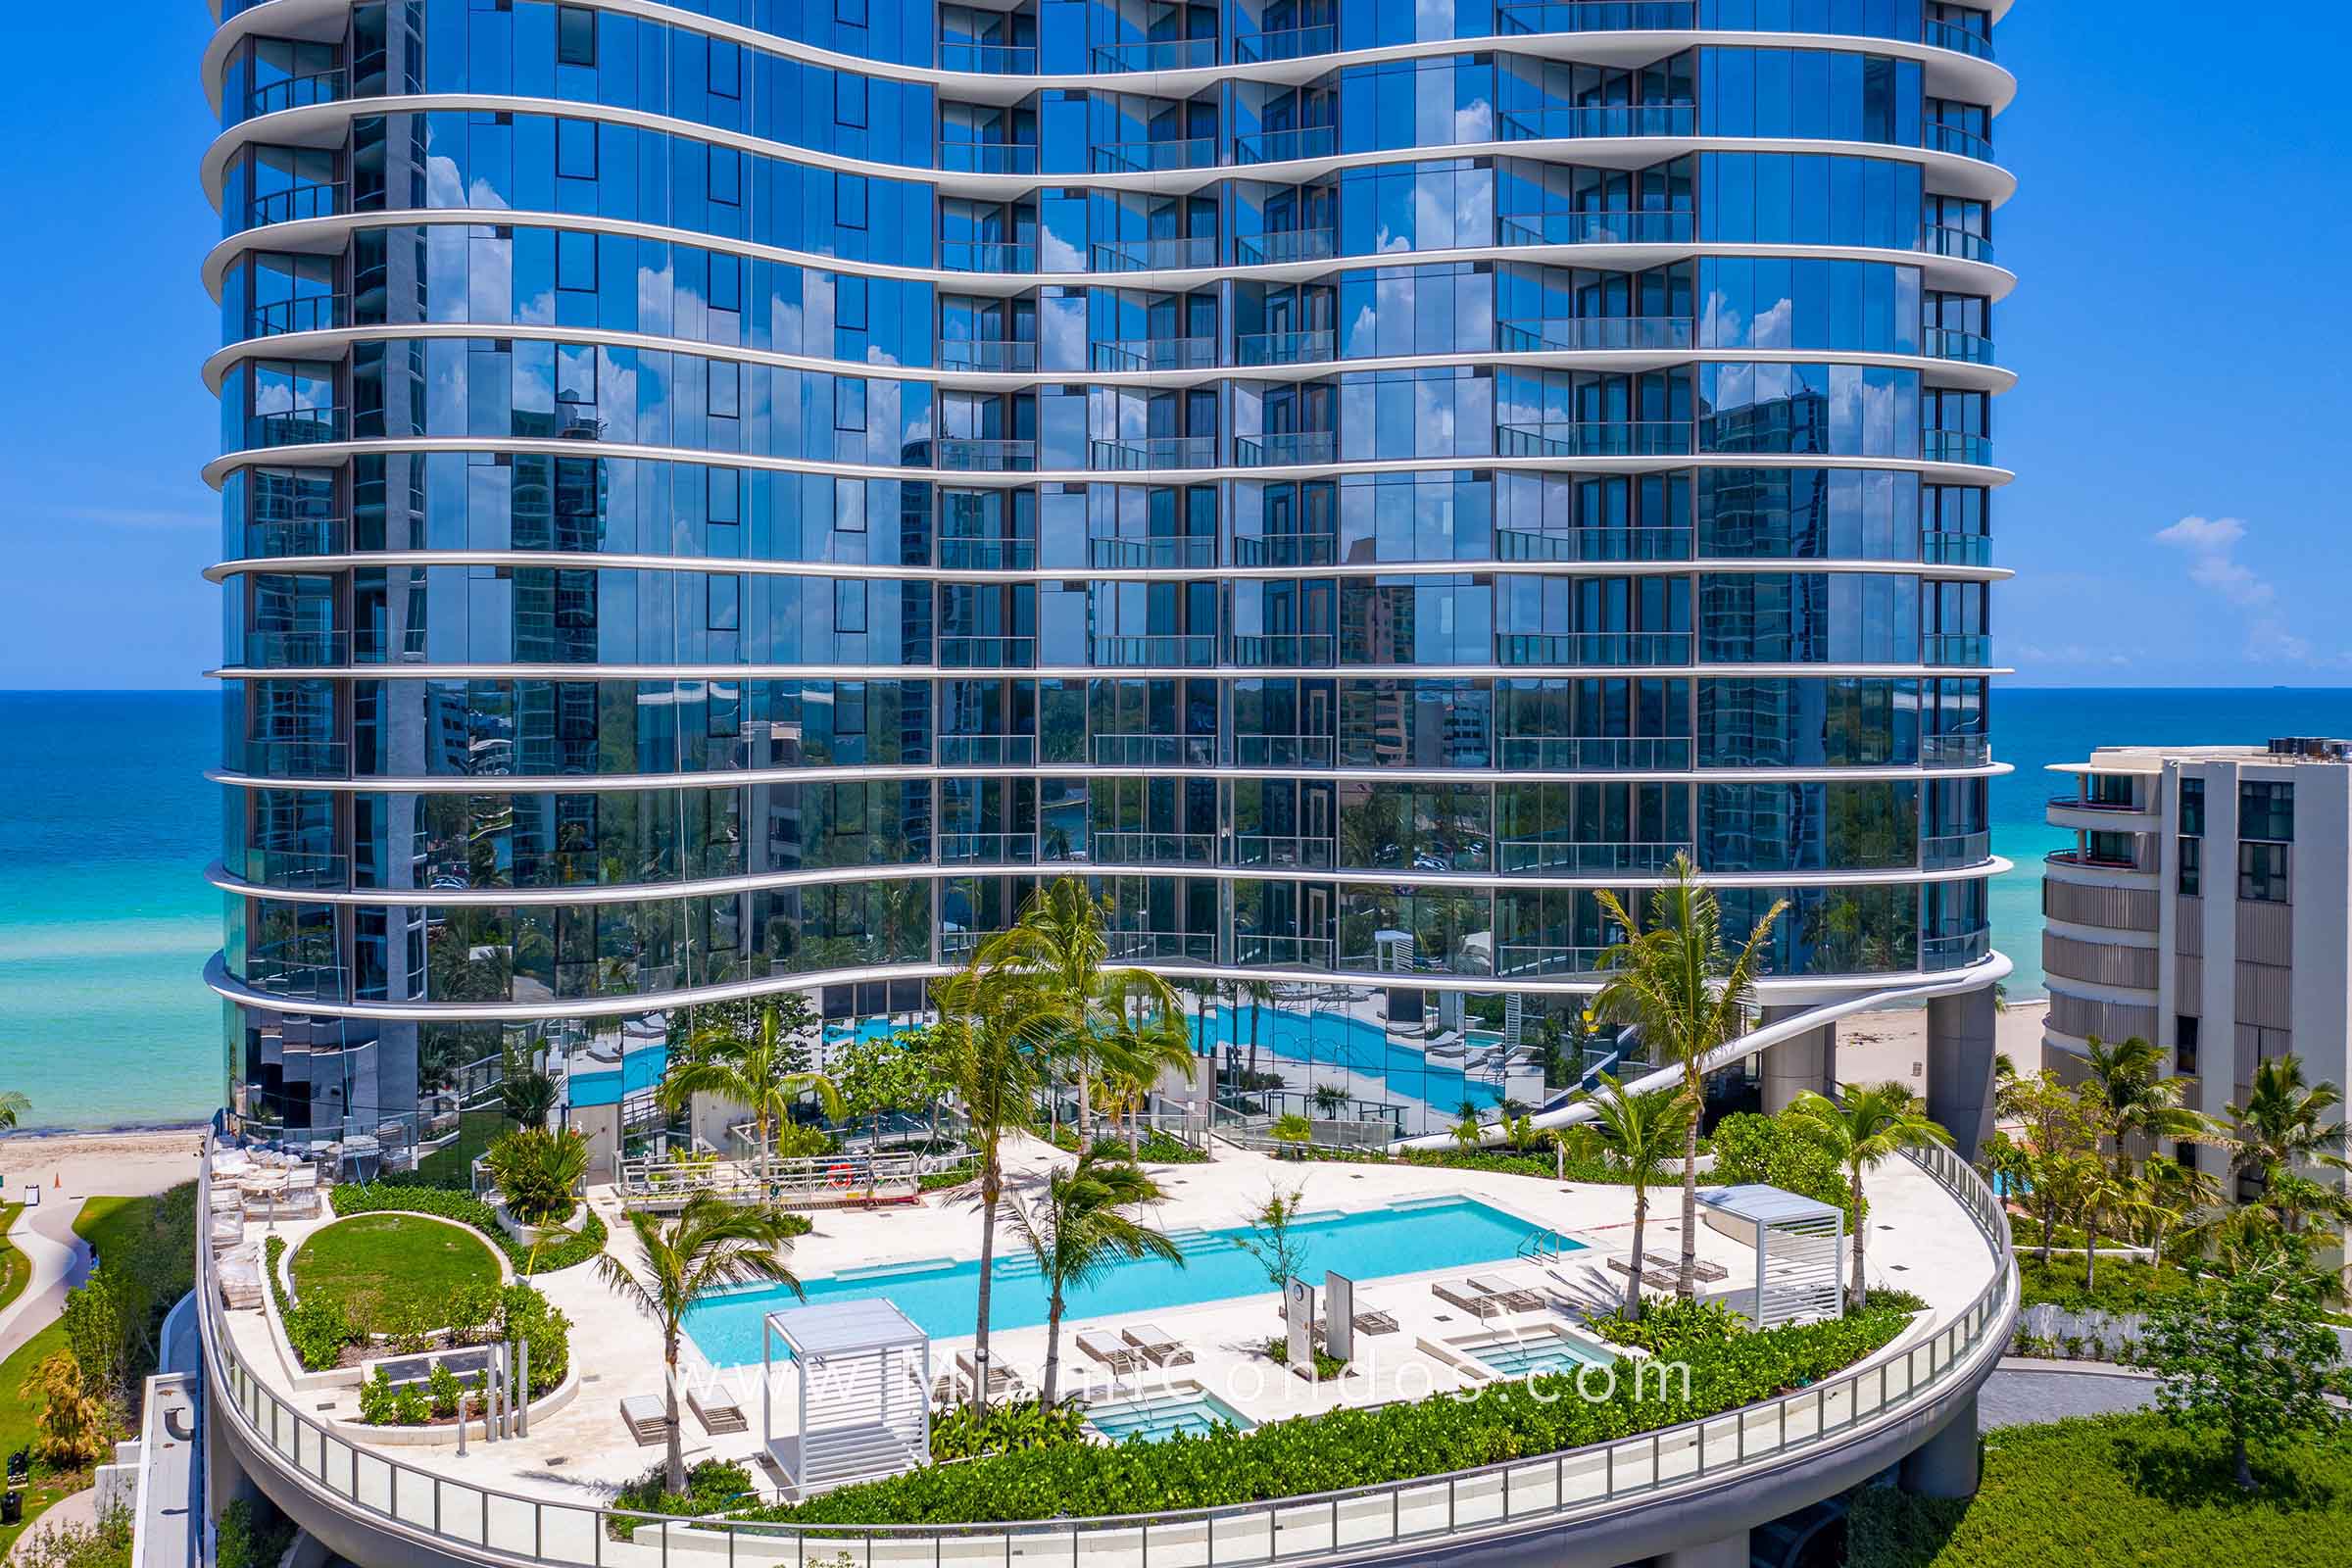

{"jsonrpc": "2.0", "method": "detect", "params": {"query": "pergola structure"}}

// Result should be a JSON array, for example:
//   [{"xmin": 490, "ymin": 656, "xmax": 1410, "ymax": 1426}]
[
  {"xmin": 761, "ymin": 1300, "xmax": 930, "ymax": 1499},
  {"xmin": 1698, "ymin": 1184, "xmax": 1845, "ymax": 1329}
]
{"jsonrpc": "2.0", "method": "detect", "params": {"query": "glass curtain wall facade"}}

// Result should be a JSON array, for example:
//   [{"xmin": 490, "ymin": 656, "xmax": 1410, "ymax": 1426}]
[{"xmin": 205, "ymin": 0, "xmax": 2013, "ymax": 1164}]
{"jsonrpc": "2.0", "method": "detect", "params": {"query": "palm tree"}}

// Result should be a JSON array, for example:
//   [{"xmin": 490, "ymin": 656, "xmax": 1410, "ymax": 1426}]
[
  {"xmin": 596, "ymin": 1195, "xmax": 806, "ymax": 1492},
  {"xmin": 1236, "ymin": 976, "xmax": 1276, "ymax": 1089},
  {"xmin": 1592, "ymin": 855, "xmax": 1786, "ymax": 1299},
  {"xmin": 2073, "ymin": 1166, "xmax": 2162, "ymax": 1295},
  {"xmin": 983, "ymin": 878, "xmax": 1181, "ymax": 1140},
  {"xmin": 929, "ymin": 960, "xmax": 1048, "ymax": 1403},
  {"xmin": 2221, "ymin": 1055, "xmax": 2352, "ymax": 1226},
  {"xmin": 1004, "ymin": 1148, "xmax": 1184, "ymax": 1408},
  {"xmin": 660, "ymin": 1000, "xmax": 843, "ymax": 1183},
  {"xmin": 2080, "ymin": 1034, "xmax": 2210, "ymax": 1180},
  {"xmin": 2140, "ymin": 1152, "xmax": 2221, "ymax": 1265},
  {"xmin": 1783, "ymin": 1083, "xmax": 1953, "ymax": 1306},
  {"xmin": 1095, "ymin": 979, "xmax": 1198, "ymax": 1153},
  {"xmin": 0, "ymin": 1090, "xmax": 28, "ymax": 1130},
  {"xmin": 1584, "ymin": 1073, "xmax": 1691, "ymax": 1319}
]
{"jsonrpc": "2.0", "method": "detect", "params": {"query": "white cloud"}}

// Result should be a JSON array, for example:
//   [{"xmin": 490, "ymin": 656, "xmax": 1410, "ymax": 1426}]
[{"xmin": 2153, "ymin": 514, "xmax": 2317, "ymax": 662}]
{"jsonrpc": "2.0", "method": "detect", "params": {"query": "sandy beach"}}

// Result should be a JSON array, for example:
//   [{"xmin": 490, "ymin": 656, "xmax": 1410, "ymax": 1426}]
[
  {"xmin": 0, "ymin": 1126, "xmax": 210, "ymax": 1204},
  {"xmin": 1837, "ymin": 997, "xmax": 2048, "ymax": 1090}
]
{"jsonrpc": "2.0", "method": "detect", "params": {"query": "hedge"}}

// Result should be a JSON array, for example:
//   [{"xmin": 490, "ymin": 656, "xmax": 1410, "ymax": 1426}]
[
  {"xmin": 1846, "ymin": 1413, "xmax": 2352, "ymax": 1566},
  {"xmin": 328, "ymin": 1183, "xmax": 609, "ymax": 1273},
  {"xmin": 753, "ymin": 1296, "xmax": 1921, "ymax": 1525},
  {"xmin": 2013, "ymin": 1254, "xmax": 2193, "ymax": 1314}
]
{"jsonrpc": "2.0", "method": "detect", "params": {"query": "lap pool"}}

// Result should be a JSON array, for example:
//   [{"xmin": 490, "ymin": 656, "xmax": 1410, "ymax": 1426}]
[{"xmin": 683, "ymin": 1196, "xmax": 1579, "ymax": 1367}]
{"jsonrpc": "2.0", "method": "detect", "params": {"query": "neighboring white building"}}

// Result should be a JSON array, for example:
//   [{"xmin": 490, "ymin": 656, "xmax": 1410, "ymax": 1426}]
[{"xmin": 2043, "ymin": 738, "xmax": 2352, "ymax": 1187}]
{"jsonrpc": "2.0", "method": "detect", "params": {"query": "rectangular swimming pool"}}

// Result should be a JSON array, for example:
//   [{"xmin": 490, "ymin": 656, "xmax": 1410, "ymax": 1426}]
[
  {"xmin": 1463, "ymin": 1328, "xmax": 1616, "ymax": 1379},
  {"xmin": 683, "ymin": 1196, "xmax": 1579, "ymax": 1367},
  {"xmin": 1087, "ymin": 1387, "xmax": 1253, "ymax": 1443}
]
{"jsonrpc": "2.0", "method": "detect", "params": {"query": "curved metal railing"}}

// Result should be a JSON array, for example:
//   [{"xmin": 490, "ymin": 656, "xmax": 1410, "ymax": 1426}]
[{"xmin": 200, "ymin": 1127, "xmax": 2012, "ymax": 1568}]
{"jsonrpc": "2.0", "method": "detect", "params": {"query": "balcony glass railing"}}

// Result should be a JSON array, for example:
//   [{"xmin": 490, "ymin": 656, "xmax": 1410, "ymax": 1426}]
[
  {"xmin": 1497, "ymin": 631, "xmax": 1692, "ymax": 665},
  {"xmin": 1234, "ymin": 228, "xmax": 1336, "ymax": 267},
  {"xmin": 1924, "ymin": 430, "xmax": 1993, "ymax": 466},
  {"xmin": 939, "ymin": 832, "xmax": 1039, "ymax": 866},
  {"xmin": 1092, "ymin": 734, "xmax": 1219, "ymax": 767},
  {"xmin": 937, "ymin": 40, "xmax": 1038, "ymax": 74},
  {"xmin": 1924, "ymin": 18, "xmax": 1995, "ymax": 60},
  {"xmin": 1497, "ymin": 421, "xmax": 1693, "ymax": 458},
  {"xmin": 1088, "ymin": 831, "xmax": 1216, "ymax": 866},
  {"xmin": 1232, "ymin": 735, "xmax": 1337, "ymax": 767},
  {"xmin": 1233, "ymin": 431, "xmax": 1337, "ymax": 466},
  {"xmin": 936, "ymin": 734, "xmax": 1038, "ymax": 765},
  {"xmin": 235, "ymin": 738, "xmax": 350, "ymax": 778},
  {"xmin": 1922, "ymin": 831, "xmax": 1992, "ymax": 868},
  {"xmin": 937, "ymin": 141, "xmax": 1040, "ymax": 175},
  {"xmin": 1921, "ymin": 225, "xmax": 1993, "ymax": 263},
  {"xmin": 1231, "ymin": 533, "xmax": 1338, "ymax": 567},
  {"xmin": 1235, "ymin": 329, "xmax": 1335, "ymax": 367},
  {"xmin": 243, "ymin": 629, "xmax": 349, "ymax": 667},
  {"xmin": 2048, "ymin": 793, "xmax": 2143, "ymax": 812},
  {"xmin": 1925, "ymin": 123, "xmax": 1994, "ymax": 162},
  {"xmin": 938, "ymin": 634, "xmax": 1038, "ymax": 669},
  {"xmin": 239, "ymin": 849, "xmax": 352, "ymax": 891},
  {"xmin": 1232, "ymin": 934, "xmax": 1336, "ymax": 968},
  {"xmin": 938, "ymin": 339, "xmax": 1039, "ymax": 373},
  {"xmin": 1093, "ymin": 634, "xmax": 1218, "ymax": 667},
  {"xmin": 244, "ymin": 184, "xmax": 343, "ymax": 227},
  {"xmin": 938, "ymin": 538, "xmax": 1037, "ymax": 569},
  {"xmin": 1921, "ymin": 530, "xmax": 1990, "ymax": 566},
  {"xmin": 1092, "ymin": 235, "xmax": 1219, "ymax": 272},
  {"xmin": 1499, "ymin": 736, "xmax": 1693, "ymax": 771},
  {"xmin": 1088, "ymin": 536, "xmax": 1218, "ymax": 569},
  {"xmin": 1498, "ymin": 105, "xmax": 1696, "ymax": 141},
  {"xmin": 246, "ymin": 295, "xmax": 349, "ymax": 338},
  {"xmin": 244, "ymin": 68, "xmax": 347, "ymax": 120},
  {"xmin": 1230, "ymin": 834, "xmax": 1337, "ymax": 869},
  {"xmin": 1498, "ymin": 840, "xmax": 1691, "ymax": 874},
  {"xmin": 243, "ymin": 517, "xmax": 349, "ymax": 558},
  {"xmin": 1233, "ymin": 24, "xmax": 1337, "ymax": 63},
  {"xmin": 1501, "ymin": 211, "xmax": 1694, "ymax": 246},
  {"xmin": 1230, "ymin": 632, "xmax": 1337, "ymax": 667},
  {"xmin": 245, "ymin": 408, "xmax": 349, "ymax": 449},
  {"xmin": 1922, "ymin": 928, "xmax": 1993, "ymax": 970},
  {"xmin": 1094, "ymin": 138, "xmax": 1218, "ymax": 175},
  {"xmin": 1924, "ymin": 632, "xmax": 1991, "ymax": 665},
  {"xmin": 1494, "ymin": 944, "xmax": 1611, "ymax": 977},
  {"xmin": 1494, "ymin": 526, "xmax": 1692, "ymax": 563},
  {"xmin": 1498, "ymin": 317, "xmax": 1694, "ymax": 353},
  {"xmin": 241, "ymin": 956, "xmax": 351, "ymax": 1004},
  {"xmin": 939, "ymin": 240, "xmax": 1038, "ymax": 273},
  {"xmin": 1233, "ymin": 126, "xmax": 1339, "ymax": 165},
  {"xmin": 1092, "ymin": 336, "xmax": 1217, "ymax": 372},
  {"xmin": 934, "ymin": 437, "xmax": 1037, "ymax": 472},
  {"xmin": 1091, "ymin": 434, "xmax": 1217, "ymax": 470},
  {"xmin": 1921, "ymin": 734, "xmax": 1991, "ymax": 766},
  {"xmin": 1924, "ymin": 327, "xmax": 1994, "ymax": 364},
  {"xmin": 1105, "ymin": 929, "xmax": 1218, "ymax": 962},
  {"xmin": 1090, "ymin": 37, "xmax": 1217, "ymax": 72},
  {"xmin": 1496, "ymin": 1, "xmax": 1697, "ymax": 33},
  {"xmin": 2047, "ymin": 849, "xmax": 2141, "ymax": 871}
]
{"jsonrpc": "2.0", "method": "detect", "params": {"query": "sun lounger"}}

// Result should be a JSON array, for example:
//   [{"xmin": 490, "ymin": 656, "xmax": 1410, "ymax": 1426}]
[
  {"xmin": 1467, "ymin": 1274, "xmax": 1547, "ymax": 1313},
  {"xmin": 955, "ymin": 1349, "xmax": 1021, "ymax": 1398},
  {"xmin": 1633, "ymin": 1250, "xmax": 1728, "ymax": 1284},
  {"xmin": 1321, "ymin": 1306, "xmax": 1400, "ymax": 1337},
  {"xmin": 1605, "ymin": 1256, "xmax": 1681, "ymax": 1292},
  {"xmin": 1434, "ymin": 1278, "xmax": 1540, "ymax": 1320},
  {"xmin": 1120, "ymin": 1323, "xmax": 1193, "ymax": 1368},
  {"xmin": 1078, "ymin": 1330, "xmax": 1149, "ymax": 1374},
  {"xmin": 688, "ymin": 1387, "xmax": 748, "ymax": 1435},
  {"xmin": 620, "ymin": 1395, "xmax": 674, "ymax": 1446}
]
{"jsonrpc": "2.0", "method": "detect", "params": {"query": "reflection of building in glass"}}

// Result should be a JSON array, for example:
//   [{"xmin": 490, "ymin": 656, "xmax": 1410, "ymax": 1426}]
[{"xmin": 207, "ymin": 1, "xmax": 2013, "ymax": 1157}]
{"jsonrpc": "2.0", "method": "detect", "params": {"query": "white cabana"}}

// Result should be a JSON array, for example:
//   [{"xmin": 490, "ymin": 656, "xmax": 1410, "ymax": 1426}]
[
  {"xmin": 761, "ymin": 1300, "xmax": 930, "ymax": 1499},
  {"xmin": 1697, "ymin": 1184, "xmax": 1845, "ymax": 1328}
]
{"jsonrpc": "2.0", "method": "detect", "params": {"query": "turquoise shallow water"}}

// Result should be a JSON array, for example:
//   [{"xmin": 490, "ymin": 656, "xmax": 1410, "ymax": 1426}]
[
  {"xmin": 5, "ymin": 687, "xmax": 2351, "ymax": 1129},
  {"xmin": 0, "ymin": 691, "xmax": 222, "ymax": 1131}
]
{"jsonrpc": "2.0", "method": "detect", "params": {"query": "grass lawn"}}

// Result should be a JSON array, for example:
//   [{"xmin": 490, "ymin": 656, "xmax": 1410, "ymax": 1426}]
[
  {"xmin": 2014, "ymin": 1252, "xmax": 2193, "ymax": 1313},
  {"xmin": 291, "ymin": 1212, "xmax": 502, "ymax": 1332},
  {"xmin": 0, "ymin": 1202, "xmax": 25, "ymax": 1317},
  {"xmin": 1848, "ymin": 1412, "xmax": 2352, "ymax": 1566}
]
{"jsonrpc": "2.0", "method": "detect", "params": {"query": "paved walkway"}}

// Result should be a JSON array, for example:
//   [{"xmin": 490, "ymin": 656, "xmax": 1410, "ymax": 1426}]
[
  {"xmin": 0, "ymin": 1198, "xmax": 93, "ymax": 1362},
  {"xmin": 5, "ymin": 1489, "xmax": 97, "ymax": 1565},
  {"xmin": 1979, "ymin": 1359, "xmax": 2158, "ymax": 1430}
]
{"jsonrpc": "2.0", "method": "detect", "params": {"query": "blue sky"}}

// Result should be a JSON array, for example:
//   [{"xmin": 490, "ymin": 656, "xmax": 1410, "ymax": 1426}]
[{"xmin": 1, "ymin": 4, "xmax": 2344, "ymax": 690}]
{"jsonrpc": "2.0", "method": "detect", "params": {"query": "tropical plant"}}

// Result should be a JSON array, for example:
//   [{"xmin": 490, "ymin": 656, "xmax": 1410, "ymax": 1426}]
[
  {"xmin": 983, "ymin": 878, "xmax": 1182, "ymax": 1140},
  {"xmin": 2220, "ymin": 1055, "xmax": 2352, "ymax": 1227},
  {"xmin": 1583, "ymin": 1073, "xmax": 1692, "ymax": 1318},
  {"xmin": 19, "ymin": 1350, "xmax": 110, "ymax": 1466},
  {"xmin": 2139, "ymin": 1151, "xmax": 2222, "ymax": 1264},
  {"xmin": 1449, "ymin": 1103, "xmax": 1487, "ymax": 1152},
  {"xmin": 660, "ymin": 997, "xmax": 843, "ymax": 1181},
  {"xmin": 0, "ymin": 1088, "xmax": 29, "ymax": 1129},
  {"xmin": 2133, "ymin": 1229, "xmax": 2347, "ymax": 1492},
  {"xmin": 2080, "ymin": 1033, "xmax": 2211, "ymax": 1180},
  {"xmin": 1234, "ymin": 976, "xmax": 1275, "ymax": 1089},
  {"xmin": 498, "ymin": 1050, "xmax": 560, "ymax": 1131},
  {"xmin": 1783, "ymin": 1085, "xmax": 1952, "ymax": 1306},
  {"xmin": 928, "ymin": 960, "xmax": 1049, "ymax": 1403},
  {"xmin": 928, "ymin": 1397, "xmax": 1092, "ymax": 1461},
  {"xmin": 1592, "ymin": 854, "xmax": 1786, "ymax": 1299},
  {"xmin": 1092, "ymin": 979, "xmax": 1198, "ymax": 1154},
  {"xmin": 1234, "ymin": 1182, "xmax": 1312, "ymax": 1328},
  {"xmin": 833, "ymin": 1033, "xmax": 951, "ymax": 1145},
  {"xmin": 2073, "ymin": 1164, "xmax": 2163, "ymax": 1294},
  {"xmin": 481, "ymin": 1125, "xmax": 591, "ymax": 1227},
  {"xmin": 596, "ymin": 1195, "xmax": 807, "ymax": 1492},
  {"xmin": 1004, "ymin": 1149, "xmax": 1184, "ymax": 1408},
  {"xmin": 1269, "ymin": 1112, "xmax": 1314, "ymax": 1151},
  {"xmin": 1984, "ymin": 1069, "xmax": 2107, "ymax": 1266},
  {"xmin": 1311, "ymin": 1083, "xmax": 1349, "ymax": 1118}
]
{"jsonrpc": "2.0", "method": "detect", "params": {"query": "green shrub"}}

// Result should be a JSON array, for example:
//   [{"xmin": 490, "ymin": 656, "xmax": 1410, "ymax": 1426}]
[
  {"xmin": 426, "ymin": 1361, "xmax": 463, "ymax": 1419},
  {"xmin": 1590, "ymin": 1297, "xmax": 1748, "ymax": 1354},
  {"xmin": 1262, "ymin": 1337, "xmax": 1349, "ymax": 1380},
  {"xmin": 928, "ymin": 1397, "xmax": 1091, "ymax": 1461},
  {"xmin": 918, "ymin": 1159, "xmax": 978, "ymax": 1192},
  {"xmin": 1708, "ymin": 1112, "xmax": 1859, "ymax": 1219},
  {"xmin": 498, "ymin": 1283, "xmax": 572, "ymax": 1395},
  {"xmin": 14, "ymin": 1505, "xmax": 135, "ymax": 1568},
  {"xmin": 277, "ymin": 1275, "xmax": 362, "ymax": 1375},
  {"xmin": 381, "ymin": 1298, "xmax": 438, "ymax": 1355},
  {"xmin": 610, "ymin": 1458, "xmax": 758, "ymax": 1534},
  {"xmin": 356, "ymin": 1369, "xmax": 399, "ymax": 1425},
  {"xmin": 2015, "ymin": 1254, "xmax": 2192, "ymax": 1313},
  {"xmin": 446, "ymin": 1279, "xmax": 504, "ymax": 1345},
  {"xmin": 214, "ymin": 1497, "xmax": 295, "ymax": 1568},
  {"xmin": 328, "ymin": 1182, "xmax": 607, "ymax": 1273},
  {"xmin": 481, "ymin": 1127, "xmax": 590, "ymax": 1226}
]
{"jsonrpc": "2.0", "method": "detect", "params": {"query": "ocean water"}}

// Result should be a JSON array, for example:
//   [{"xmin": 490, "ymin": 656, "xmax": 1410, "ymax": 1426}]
[
  {"xmin": 4, "ymin": 686, "xmax": 2351, "ymax": 1130},
  {"xmin": 0, "ymin": 691, "xmax": 223, "ymax": 1131}
]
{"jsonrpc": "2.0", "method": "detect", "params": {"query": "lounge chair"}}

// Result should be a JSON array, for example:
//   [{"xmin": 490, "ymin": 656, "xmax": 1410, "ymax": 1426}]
[
  {"xmin": 1321, "ymin": 1306, "xmax": 1399, "ymax": 1337},
  {"xmin": 955, "ymin": 1349, "xmax": 1020, "ymax": 1398},
  {"xmin": 1433, "ymin": 1279, "xmax": 1536, "ymax": 1320},
  {"xmin": 1078, "ymin": 1330, "xmax": 1148, "ymax": 1374},
  {"xmin": 688, "ymin": 1387, "xmax": 748, "ymax": 1435},
  {"xmin": 1120, "ymin": 1323, "xmax": 1193, "ymax": 1368},
  {"xmin": 620, "ymin": 1395, "xmax": 674, "ymax": 1446},
  {"xmin": 1468, "ymin": 1274, "xmax": 1547, "ymax": 1313},
  {"xmin": 1605, "ymin": 1256, "xmax": 1680, "ymax": 1292},
  {"xmin": 1634, "ymin": 1250, "xmax": 1729, "ymax": 1285}
]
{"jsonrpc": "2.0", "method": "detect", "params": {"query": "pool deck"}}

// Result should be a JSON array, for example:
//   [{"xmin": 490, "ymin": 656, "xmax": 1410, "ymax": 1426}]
[{"xmin": 215, "ymin": 1135, "xmax": 1992, "ymax": 1508}]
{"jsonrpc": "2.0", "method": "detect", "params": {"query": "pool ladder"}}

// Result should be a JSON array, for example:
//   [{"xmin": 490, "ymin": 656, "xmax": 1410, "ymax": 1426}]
[{"xmin": 1515, "ymin": 1227, "xmax": 1574, "ymax": 1263}]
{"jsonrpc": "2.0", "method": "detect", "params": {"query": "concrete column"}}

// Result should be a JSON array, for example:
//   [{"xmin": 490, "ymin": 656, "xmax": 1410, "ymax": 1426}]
[
  {"xmin": 1760, "ymin": 1005, "xmax": 1838, "ymax": 1114},
  {"xmin": 1926, "ymin": 985, "xmax": 1999, "ymax": 1159},
  {"xmin": 1900, "ymin": 1394, "xmax": 1983, "ymax": 1497},
  {"xmin": 1660, "ymin": 1530, "xmax": 1752, "ymax": 1568}
]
